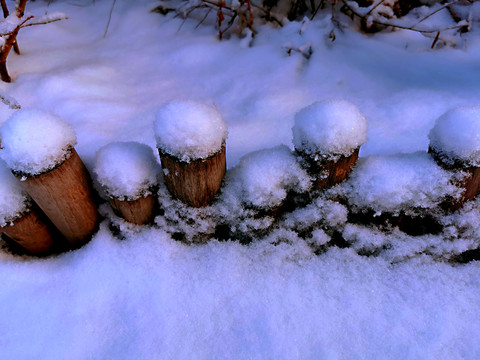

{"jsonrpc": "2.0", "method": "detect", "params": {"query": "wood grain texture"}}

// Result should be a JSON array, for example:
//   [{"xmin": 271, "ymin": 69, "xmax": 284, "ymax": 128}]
[
  {"xmin": 429, "ymin": 147, "xmax": 480, "ymax": 211},
  {"xmin": 17, "ymin": 149, "xmax": 99, "ymax": 248},
  {"xmin": 298, "ymin": 148, "xmax": 360, "ymax": 191},
  {"xmin": 1, "ymin": 206, "xmax": 55, "ymax": 254},
  {"xmin": 159, "ymin": 145, "xmax": 226, "ymax": 208},
  {"xmin": 110, "ymin": 194, "xmax": 156, "ymax": 225}
]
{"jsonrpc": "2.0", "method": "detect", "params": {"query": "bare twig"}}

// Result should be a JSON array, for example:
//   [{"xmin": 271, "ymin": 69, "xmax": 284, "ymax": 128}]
[
  {"xmin": 103, "ymin": 0, "xmax": 117, "ymax": 38},
  {"xmin": 20, "ymin": 15, "xmax": 68, "ymax": 28},
  {"xmin": 431, "ymin": 30, "xmax": 440, "ymax": 48},
  {"xmin": 310, "ymin": 0, "xmax": 326, "ymax": 20},
  {"xmin": 195, "ymin": 7, "xmax": 212, "ymax": 29},
  {"xmin": 365, "ymin": 0, "xmax": 386, "ymax": 17},
  {"xmin": 341, "ymin": 0, "xmax": 468, "ymax": 34},
  {"xmin": 411, "ymin": 0, "xmax": 461, "ymax": 28}
]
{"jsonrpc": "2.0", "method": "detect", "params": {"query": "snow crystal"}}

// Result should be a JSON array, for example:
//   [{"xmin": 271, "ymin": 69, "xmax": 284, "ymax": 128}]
[
  {"xmin": 94, "ymin": 142, "xmax": 160, "ymax": 201},
  {"xmin": 0, "ymin": 109, "xmax": 77, "ymax": 176},
  {"xmin": 237, "ymin": 145, "xmax": 311, "ymax": 208},
  {"xmin": 335, "ymin": 152, "xmax": 463, "ymax": 215},
  {"xmin": 428, "ymin": 105, "xmax": 480, "ymax": 167},
  {"xmin": 0, "ymin": 160, "xmax": 30, "ymax": 227},
  {"xmin": 292, "ymin": 99, "xmax": 367, "ymax": 161},
  {"xmin": 154, "ymin": 100, "xmax": 228, "ymax": 162}
]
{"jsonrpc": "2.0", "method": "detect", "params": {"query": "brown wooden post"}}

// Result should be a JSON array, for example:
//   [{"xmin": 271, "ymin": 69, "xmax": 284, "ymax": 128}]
[
  {"xmin": 16, "ymin": 149, "xmax": 99, "ymax": 248},
  {"xmin": 429, "ymin": 147, "xmax": 480, "ymax": 211},
  {"xmin": 109, "ymin": 194, "xmax": 156, "ymax": 225},
  {"xmin": 297, "ymin": 148, "xmax": 360, "ymax": 191},
  {"xmin": 0, "ymin": 204, "xmax": 55, "ymax": 254},
  {"xmin": 427, "ymin": 106, "xmax": 480, "ymax": 211},
  {"xmin": 292, "ymin": 100, "xmax": 367, "ymax": 192},
  {"xmin": 159, "ymin": 144, "xmax": 226, "ymax": 207}
]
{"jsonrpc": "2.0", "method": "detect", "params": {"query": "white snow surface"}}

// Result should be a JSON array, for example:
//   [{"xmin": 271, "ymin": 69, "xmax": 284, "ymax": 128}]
[
  {"xmin": 0, "ymin": 160, "xmax": 29, "ymax": 227},
  {"xmin": 1, "ymin": 0, "xmax": 480, "ymax": 358},
  {"xmin": 94, "ymin": 142, "xmax": 160, "ymax": 200},
  {"xmin": 154, "ymin": 100, "xmax": 228, "ymax": 162},
  {"xmin": 428, "ymin": 105, "xmax": 480, "ymax": 166},
  {"xmin": 335, "ymin": 152, "xmax": 463, "ymax": 215},
  {"xmin": 238, "ymin": 145, "xmax": 311, "ymax": 208},
  {"xmin": 0, "ymin": 109, "xmax": 77, "ymax": 175},
  {"xmin": 292, "ymin": 99, "xmax": 367, "ymax": 160}
]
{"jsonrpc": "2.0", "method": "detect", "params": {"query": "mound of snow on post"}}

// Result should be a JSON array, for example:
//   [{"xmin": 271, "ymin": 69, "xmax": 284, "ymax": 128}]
[
  {"xmin": 292, "ymin": 99, "xmax": 367, "ymax": 161},
  {"xmin": 0, "ymin": 160, "xmax": 30, "ymax": 227},
  {"xmin": 154, "ymin": 100, "xmax": 228, "ymax": 162},
  {"xmin": 237, "ymin": 145, "xmax": 311, "ymax": 208},
  {"xmin": 335, "ymin": 152, "xmax": 463, "ymax": 215},
  {"xmin": 94, "ymin": 142, "xmax": 160, "ymax": 200},
  {"xmin": 428, "ymin": 105, "xmax": 480, "ymax": 166},
  {"xmin": 0, "ymin": 109, "xmax": 77, "ymax": 176}
]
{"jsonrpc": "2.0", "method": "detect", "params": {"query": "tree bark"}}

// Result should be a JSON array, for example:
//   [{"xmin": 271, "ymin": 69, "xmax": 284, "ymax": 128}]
[
  {"xmin": 429, "ymin": 147, "xmax": 480, "ymax": 211},
  {"xmin": 159, "ymin": 145, "xmax": 226, "ymax": 207},
  {"xmin": 298, "ymin": 148, "xmax": 360, "ymax": 191},
  {"xmin": 16, "ymin": 149, "xmax": 99, "ymax": 248},
  {"xmin": 110, "ymin": 193, "xmax": 157, "ymax": 225},
  {"xmin": 1, "ymin": 204, "xmax": 56, "ymax": 254}
]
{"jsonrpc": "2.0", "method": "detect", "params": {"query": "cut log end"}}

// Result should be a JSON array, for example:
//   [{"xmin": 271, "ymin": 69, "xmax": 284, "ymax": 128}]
[
  {"xmin": 17, "ymin": 148, "xmax": 99, "ymax": 248},
  {"xmin": 159, "ymin": 145, "xmax": 226, "ymax": 208},
  {"xmin": 110, "ymin": 193, "xmax": 157, "ymax": 225}
]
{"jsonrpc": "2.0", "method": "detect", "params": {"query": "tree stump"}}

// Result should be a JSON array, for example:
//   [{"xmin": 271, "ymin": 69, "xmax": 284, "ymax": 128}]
[
  {"xmin": 298, "ymin": 148, "xmax": 360, "ymax": 191},
  {"xmin": 16, "ymin": 149, "xmax": 99, "ymax": 248},
  {"xmin": 159, "ymin": 145, "xmax": 226, "ymax": 207},
  {"xmin": 110, "ymin": 193, "xmax": 157, "ymax": 225},
  {"xmin": 0, "ymin": 205, "xmax": 56, "ymax": 254},
  {"xmin": 429, "ymin": 147, "xmax": 480, "ymax": 211}
]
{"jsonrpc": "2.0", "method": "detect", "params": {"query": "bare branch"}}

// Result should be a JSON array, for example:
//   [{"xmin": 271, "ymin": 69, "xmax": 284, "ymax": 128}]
[
  {"xmin": 412, "ymin": 0, "xmax": 462, "ymax": 28},
  {"xmin": 103, "ymin": 0, "xmax": 117, "ymax": 38},
  {"xmin": 365, "ymin": 0, "xmax": 386, "ymax": 17},
  {"xmin": 20, "ymin": 14, "xmax": 68, "ymax": 28},
  {"xmin": 341, "ymin": 0, "xmax": 468, "ymax": 35}
]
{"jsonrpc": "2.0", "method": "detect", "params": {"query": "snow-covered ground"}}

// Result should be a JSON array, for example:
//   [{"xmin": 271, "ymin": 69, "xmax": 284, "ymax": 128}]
[{"xmin": 1, "ymin": 0, "xmax": 480, "ymax": 358}]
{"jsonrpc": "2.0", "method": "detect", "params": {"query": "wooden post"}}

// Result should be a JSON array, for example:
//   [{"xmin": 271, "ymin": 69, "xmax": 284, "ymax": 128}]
[
  {"xmin": 159, "ymin": 144, "xmax": 226, "ymax": 207},
  {"xmin": 110, "ymin": 193, "xmax": 156, "ymax": 225},
  {"xmin": 0, "ymin": 204, "xmax": 56, "ymax": 254},
  {"xmin": 16, "ymin": 148, "xmax": 99, "ymax": 248},
  {"xmin": 297, "ymin": 148, "xmax": 360, "ymax": 191},
  {"xmin": 429, "ymin": 147, "xmax": 480, "ymax": 211}
]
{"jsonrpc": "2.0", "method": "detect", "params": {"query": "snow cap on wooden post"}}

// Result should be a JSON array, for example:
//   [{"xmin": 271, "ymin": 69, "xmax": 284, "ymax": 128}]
[
  {"xmin": 94, "ymin": 142, "xmax": 160, "ymax": 225},
  {"xmin": 154, "ymin": 100, "xmax": 228, "ymax": 207},
  {"xmin": 0, "ymin": 160, "xmax": 55, "ymax": 254},
  {"xmin": 428, "ymin": 105, "xmax": 480, "ymax": 209},
  {"xmin": 0, "ymin": 109, "xmax": 99, "ymax": 248},
  {"xmin": 293, "ymin": 99, "xmax": 367, "ymax": 190},
  {"xmin": 237, "ymin": 145, "xmax": 311, "ymax": 210}
]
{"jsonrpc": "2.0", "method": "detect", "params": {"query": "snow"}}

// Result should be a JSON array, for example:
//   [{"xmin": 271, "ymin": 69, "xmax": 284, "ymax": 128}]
[
  {"xmin": 292, "ymin": 99, "xmax": 368, "ymax": 161},
  {"xmin": 0, "ymin": 109, "xmax": 77, "ymax": 176},
  {"xmin": 0, "ymin": 160, "xmax": 30, "ymax": 227},
  {"xmin": 237, "ymin": 145, "xmax": 311, "ymax": 208},
  {"xmin": 428, "ymin": 105, "xmax": 480, "ymax": 166},
  {"xmin": 334, "ymin": 152, "xmax": 464, "ymax": 215},
  {"xmin": 154, "ymin": 100, "xmax": 228, "ymax": 162},
  {"xmin": 94, "ymin": 142, "xmax": 160, "ymax": 200},
  {"xmin": 0, "ymin": 0, "xmax": 480, "ymax": 358}
]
